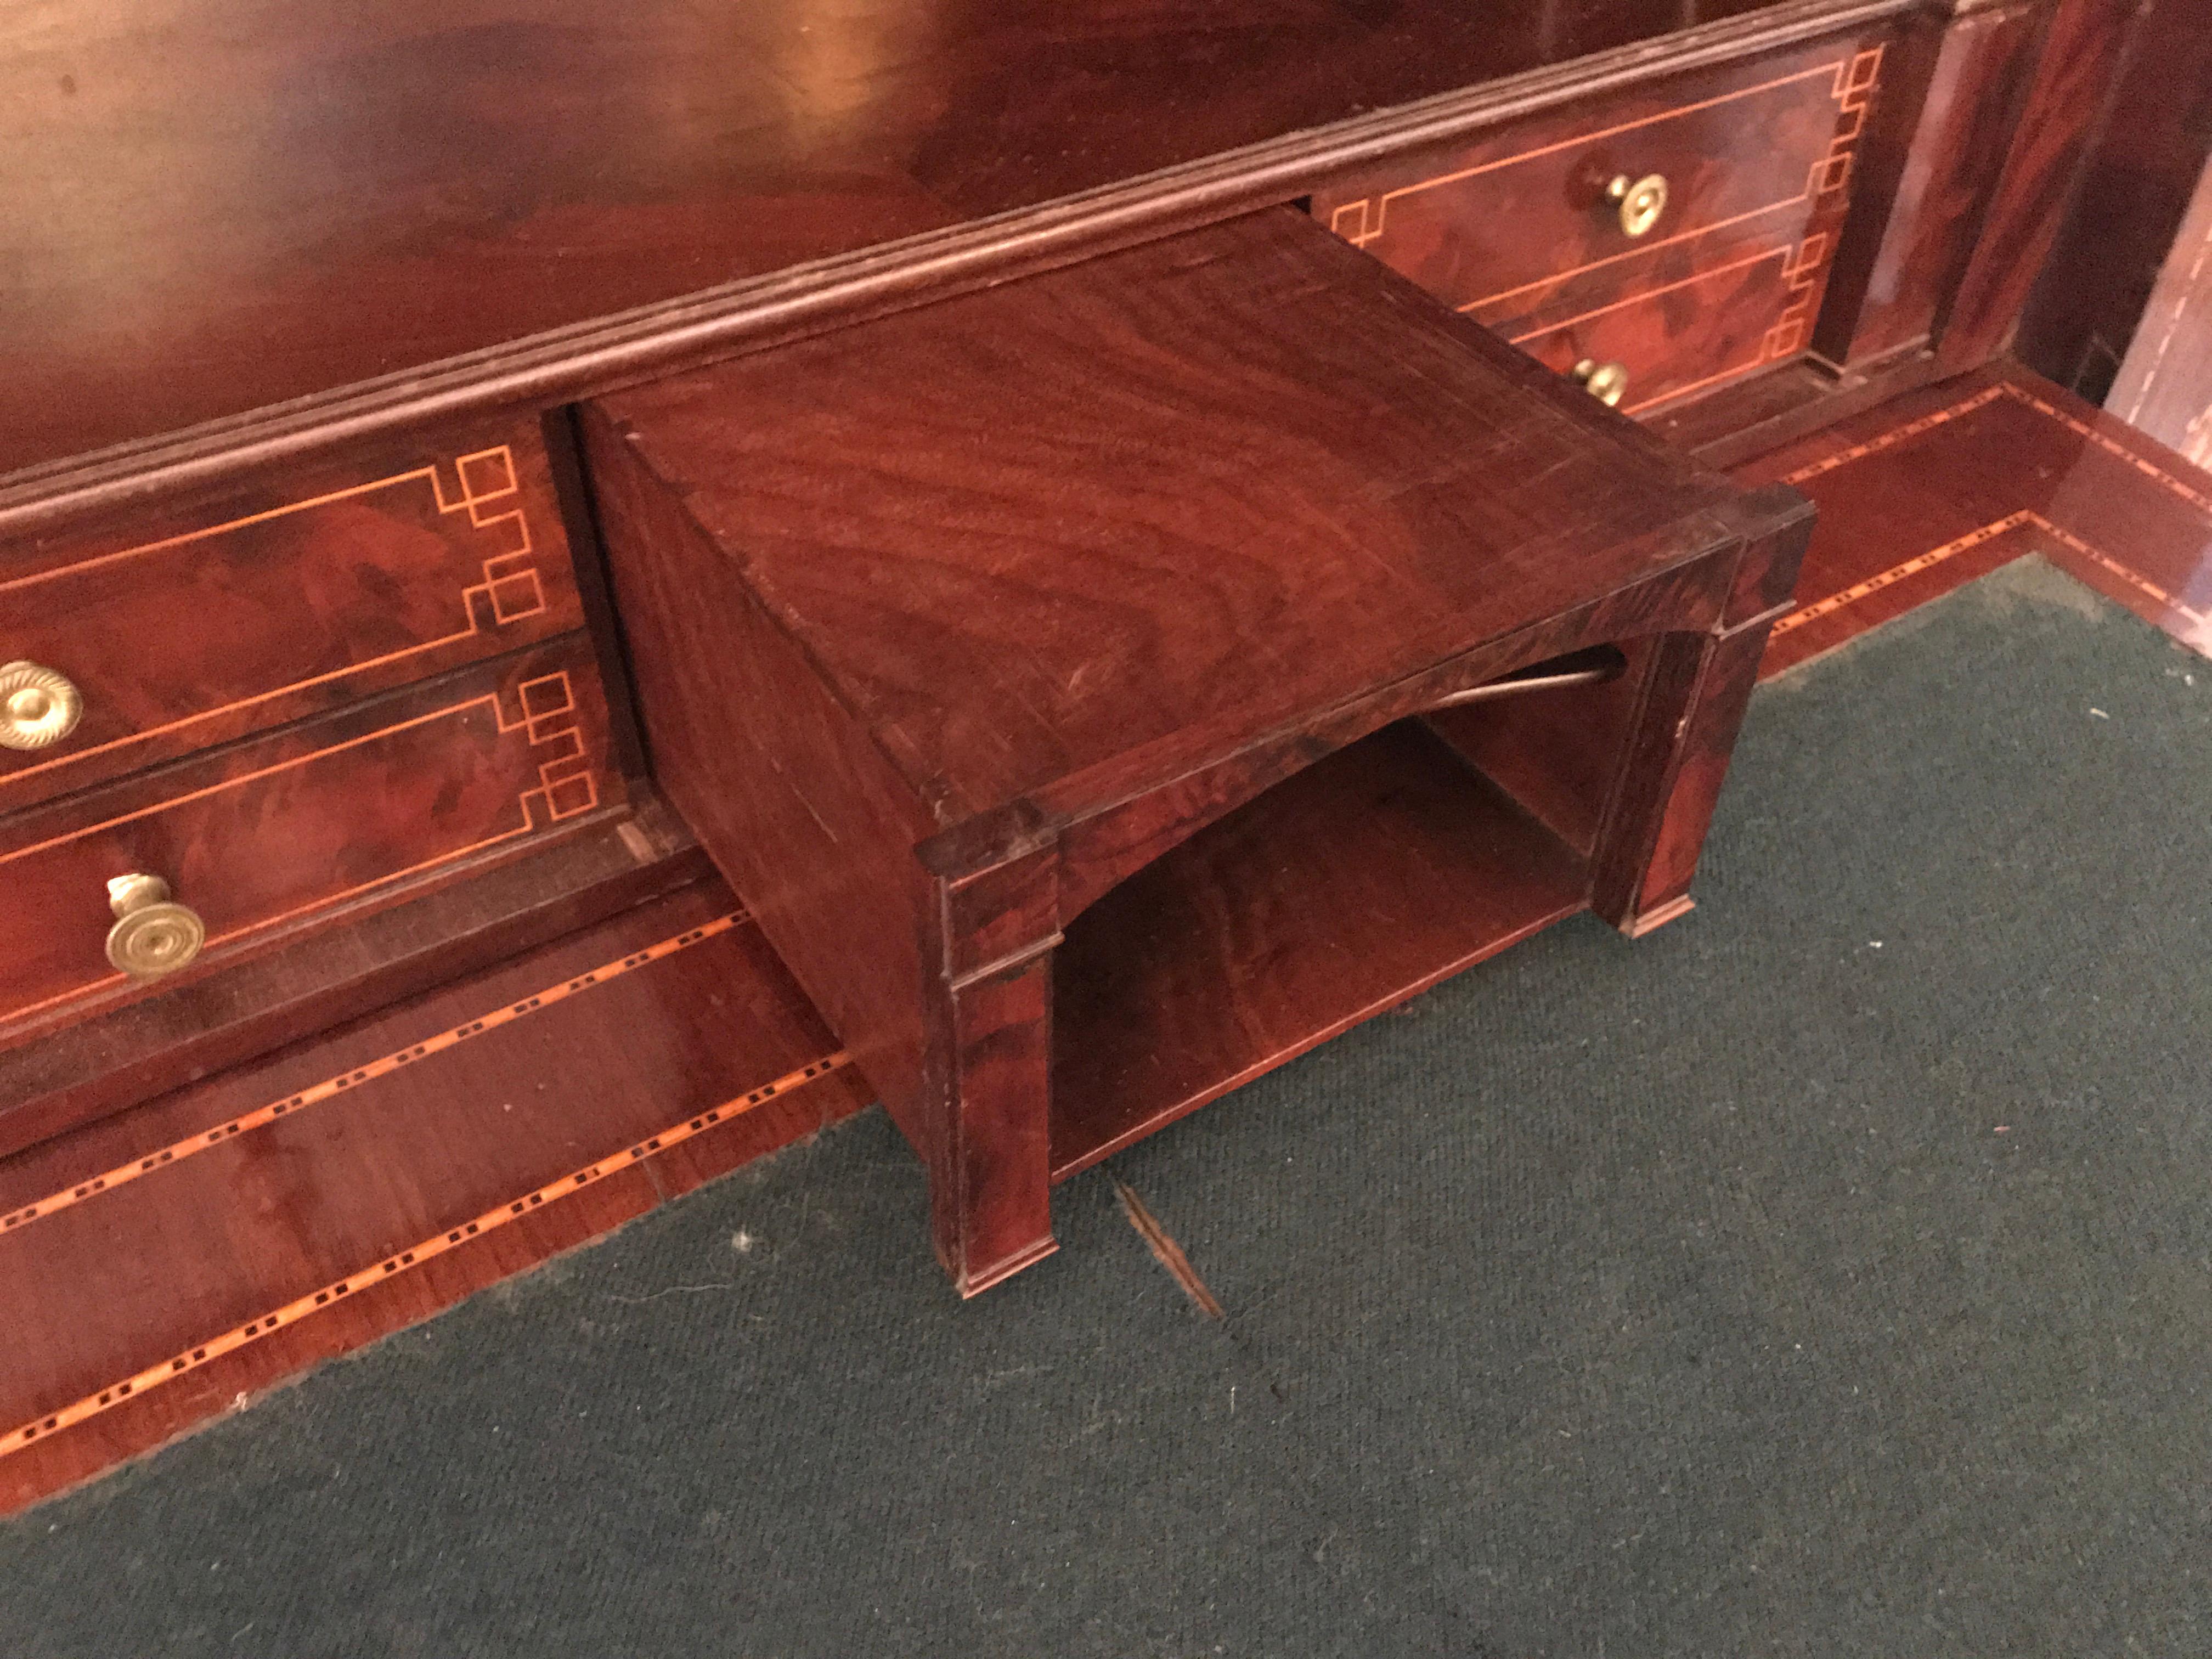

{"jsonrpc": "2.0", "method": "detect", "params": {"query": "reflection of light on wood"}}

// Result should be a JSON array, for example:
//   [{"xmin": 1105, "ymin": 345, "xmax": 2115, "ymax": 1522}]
[
  {"xmin": 2182, "ymin": 405, "xmax": 2212, "ymax": 470},
  {"xmin": 779, "ymin": 5, "xmax": 925, "ymax": 143}
]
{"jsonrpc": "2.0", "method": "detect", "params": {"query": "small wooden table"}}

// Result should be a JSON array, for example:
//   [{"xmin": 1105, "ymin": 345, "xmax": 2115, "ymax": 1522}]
[{"xmin": 588, "ymin": 207, "xmax": 1810, "ymax": 1294}]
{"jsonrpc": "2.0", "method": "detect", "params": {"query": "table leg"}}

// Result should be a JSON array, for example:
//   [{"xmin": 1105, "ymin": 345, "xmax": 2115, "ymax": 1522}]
[
  {"xmin": 930, "ymin": 949, "xmax": 1059, "ymax": 1294},
  {"xmin": 1590, "ymin": 614, "xmax": 1777, "ymax": 937}
]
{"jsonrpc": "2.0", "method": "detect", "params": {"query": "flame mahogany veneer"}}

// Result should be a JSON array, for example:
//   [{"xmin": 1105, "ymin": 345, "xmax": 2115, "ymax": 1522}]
[
  {"xmin": 0, "ymin": 0, "xmax": 2147, "ymax": 1265},
  {"xmin": 586, "ymin": 208, "xmax": 1812, "ymax": 1294}
]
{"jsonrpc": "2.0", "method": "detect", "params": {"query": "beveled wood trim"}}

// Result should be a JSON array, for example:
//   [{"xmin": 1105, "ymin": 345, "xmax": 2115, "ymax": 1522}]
[{"xmin": 0, "ymin": 0, "xmax": 1916, "ymax": 540}]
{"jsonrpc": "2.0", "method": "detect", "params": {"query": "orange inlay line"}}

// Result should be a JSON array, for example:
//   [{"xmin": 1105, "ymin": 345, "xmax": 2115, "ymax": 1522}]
[
  {"xmin": 1770, "ymin": 509, "xmax": 2211, "ymax": 643},
  {"xmin": 0, "ymin": 449, "xmax": 517, "ymax": 596},
  {"xmin": 0, "ymin": 698, "xmax": 506, "ymax": 867},
  {"xmin": 2003, "ymin": 386, "xmax": 2212, "ymax": 517},
  {"xmin": 0, "ymin": 1046, "xmax": 850, "ymax": 1461},
  {"xmin": 1342, "ymin": 60, "xmax": 1847, "ymax": 248},
  {"xmin": 1770, "ymin": 512, "xmax": 2036, "ymax": 636},
  {"xmin": 0, "ymin": 911, "xmax": 749, "ymax": 1239},
  {"xmin": 1505, "ymin": 245, "xmax": 1791, "ymax": 345},
  {"xmin": 1623, "ymin": 345, "xmax": 1778, "ymax": 417},
  {"xmin": 0, "ymin": 820, "xmax": 546, "ymax": 1028},
  {"xmin": 1462, "ymin": 197, "xmax": 1814, "ymax": 319}
]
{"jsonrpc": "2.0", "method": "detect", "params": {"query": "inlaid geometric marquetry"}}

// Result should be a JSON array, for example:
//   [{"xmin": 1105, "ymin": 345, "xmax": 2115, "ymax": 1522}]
[
  {"xmin": 0, "ymin": 1045, "xmax": 850, "ymax": 1461},
  {"xmin": 1761, "ymin": 375, "xmax": 2212, "ymax": 674},
  {"xmin": 0, "ymin": 649, "xmax": 619, "ymax": 1031},
  {"xmin": 0, "ymin": 437, "xmax": 574, "ymax": 801},
  {"xmin": 1326, "ymin": 47, "xmax": 1881, "ymax": 309},
  {"xmin": 1318, "ymin": 42, "xmax": 1881, "ymax": 421}
]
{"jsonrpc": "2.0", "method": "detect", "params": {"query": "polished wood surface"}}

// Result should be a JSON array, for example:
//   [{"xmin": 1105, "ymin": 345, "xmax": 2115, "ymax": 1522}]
[
  {"xmin": 1313, "ymin": 32, "xmax": 1888, "ymax": 414},
  {"xmin": 1, "ymin": 415, "xmax": 580, "ymax": 809},
  {"xmin": 0, "ymin": 793, "xmax": 707, "ymax": 1161},
  {"xmin": 2015, "ymin": 0, "xmax": 2212, "ymax": 399},
  {"xmin": 3, "ymin": 636, "xmax": 620, "ymax": 1042},
  {"xmin": 1813, "ymin": 0, "xmax": 2045, "ymax": 369},
  {"xmin": 595, "ymin": 208, "xmax": 1742, "ymax": 846},
  {"xmin": 2107, "ymin": 158, "xmax": 2212, "ymax": 464},
  {"xmin": 591, "ymin": 206, "xmax": 1803, "ymax": 1291},
  {"xmin": 0, "ymin": 878, "xmax": 866, "ymax": 1516},
  {"xmin": 1051, "ymin": 720, "xmax": 1587, "ymax": 1181},
  {"xmin": 7, "ymin": 350, "xmax": 2204, "ymax": 1505},
  {"xmin": 2, "ymin": 0, "xmax": 1859, "ymax": 483},
  {"xmin": 1936, "ymin": 0, "xmax": 2141, "ymax": 373},
  {"xmin": 1743, "ymin": 363, "xmax": 2212, "ymax": 675}
]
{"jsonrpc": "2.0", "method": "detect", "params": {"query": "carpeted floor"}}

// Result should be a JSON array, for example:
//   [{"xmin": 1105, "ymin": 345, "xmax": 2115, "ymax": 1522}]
[{"xmin": 4, "ymin": 557, "xmax": 2209, "ymax": 1657}]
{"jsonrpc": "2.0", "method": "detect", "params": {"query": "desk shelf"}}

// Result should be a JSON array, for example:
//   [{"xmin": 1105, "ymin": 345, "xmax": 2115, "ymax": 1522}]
[{"xmin": 1049, "ymin": 720, "xmax": 1588, "ymax": 1181}]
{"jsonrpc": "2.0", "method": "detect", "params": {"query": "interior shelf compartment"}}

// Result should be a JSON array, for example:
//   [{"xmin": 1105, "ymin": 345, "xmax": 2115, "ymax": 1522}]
[{"xmin": 1049, "ymin": 717, "xmax": 1589, "ymax": 1181}]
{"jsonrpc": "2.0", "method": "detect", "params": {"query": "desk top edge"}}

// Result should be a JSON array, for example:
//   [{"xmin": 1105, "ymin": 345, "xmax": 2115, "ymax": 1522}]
[{"xmin": 0, "ymin": 0, "xmax": 1917, "ymax": 539}]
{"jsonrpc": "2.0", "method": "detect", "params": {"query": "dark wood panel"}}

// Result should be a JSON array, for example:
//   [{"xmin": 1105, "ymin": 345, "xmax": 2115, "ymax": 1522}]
[
  {"xmin": 592, "ymin": 207, "xmax": 1740, "ymax": 852},
  {"xmin": 0, "ymin": 0, "xmax": 1890, "ymax": 483},
  {"xmin": 1, "ymin": 635, "xmax": 622, "ymax": 1041},
  {"xmin": 2016, "ymin": 0, "xmax": 2212, "ymax": 400},
  {"xmin": 582, "ymin": 401, "xmax": 942, "ymax": 1166},
  {"xmin": 1049, "ymin": 720, "xmax": 1587, "ymax": 1181},
  {"xmin": 1, "ymin": 416, "xmax": 583, "ymax": 809},
  {"xmin": 0, "ymin": 792, "xmax": 707, "ymax": 1161},
  {"xmin": 0, "ymin": 880, "xmax": 867, "ymax": 1515},
  {"xmin": 1310, "ymin": 33, "xmax": 1886, "ymax": 347},
  {"xmin": 1937, "ymin": 0, "xmax": 2146, "ymax": 371},
  {"xmin": 591, "ymin": 204, "xmax": 1787, "ymax": 1291},
  {"xmin": 1510, "ymin": 241, "xmax": 1806, "ymax": 415},
  {"xmin": 1812, "ymin": 0, "xmax": 2045, "ymax": 369},
  {"xmin": 0, "ymin": 1, "xmax": 1944, "ymax": 545}
]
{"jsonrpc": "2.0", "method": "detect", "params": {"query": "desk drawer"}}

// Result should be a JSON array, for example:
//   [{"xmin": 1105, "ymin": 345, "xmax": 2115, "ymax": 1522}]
[
  {"xmin": 1312, "ymin": 33, "xmax": 1887, "ymax": 411},
  {"xmin": 0, "ymin": 418, "xmax": 584, "ymax": 811},
  {"xmin": 0, "ymin": 636, "xmax": 619, "ymax": 1036}
]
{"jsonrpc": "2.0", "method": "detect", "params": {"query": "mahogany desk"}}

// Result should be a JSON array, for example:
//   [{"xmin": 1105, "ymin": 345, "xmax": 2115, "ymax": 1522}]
[{"xmin": 0, "ymin": 0, "xmax": 2145, "ymax": 1287}]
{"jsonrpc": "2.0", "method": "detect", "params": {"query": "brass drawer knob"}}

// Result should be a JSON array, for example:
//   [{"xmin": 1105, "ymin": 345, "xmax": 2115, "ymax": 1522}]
[
  {"xmin": 1572, "ymin": 358, "xmax": 1630, "ymax": 407},
  {"xmin": 0, "ymin": 661, "xmax": 83, "ymax": 751},
  {"xmin": 1605, "ymin": 172, "xmax": 1668, "ymax": 238},
  {"xmin": 105, "ymin": 873, "xmax": 206, "ymax": 980}
]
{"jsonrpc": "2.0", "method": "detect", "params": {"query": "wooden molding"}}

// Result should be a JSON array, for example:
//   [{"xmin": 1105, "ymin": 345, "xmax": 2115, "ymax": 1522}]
[{"xmin": 0, "ymin": 0, "xmax": 1916, "ymax": 541}]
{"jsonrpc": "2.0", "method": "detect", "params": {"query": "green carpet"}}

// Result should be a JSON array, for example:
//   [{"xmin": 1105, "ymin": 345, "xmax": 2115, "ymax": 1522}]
[{"xmin": 4, "ymin": 557, "xmax": 2208, "ymax": 1656}]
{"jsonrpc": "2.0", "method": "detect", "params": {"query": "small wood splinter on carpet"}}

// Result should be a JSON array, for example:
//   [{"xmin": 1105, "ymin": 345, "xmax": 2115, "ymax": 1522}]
[{"xmin": 1110, "ymin": 1178, "xmax": 1226, "ymax": 1319}]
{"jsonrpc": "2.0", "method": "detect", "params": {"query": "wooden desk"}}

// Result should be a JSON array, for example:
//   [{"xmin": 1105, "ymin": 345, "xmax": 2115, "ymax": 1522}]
[
  {"xmin": 0, "ymin": 1, "xmax": 2142, "ymax": 1223},
  {"xmin": 586, "ymin": 209, "xmax": 1807, "ymax": 1289}
]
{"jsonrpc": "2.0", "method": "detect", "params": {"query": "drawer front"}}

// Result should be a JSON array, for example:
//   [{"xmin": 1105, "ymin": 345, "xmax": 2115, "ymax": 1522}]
[
  {"xmin": 1311, "ymin": 35, "xmax": 1887, "ymax": 410},
  {"xmin": 1508, "ymin": 239, "xmax": 1815, "ymax": 415},
  {"xmin": 0, "ymin": 417, "xmax": 584, "ymax": 810},
  {"xmin": 0, "ymin": 636, "xmax": 619, "ymax": 1035}
]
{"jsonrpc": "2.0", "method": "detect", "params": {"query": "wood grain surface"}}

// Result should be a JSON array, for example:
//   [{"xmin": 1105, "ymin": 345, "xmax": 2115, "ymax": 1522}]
[
  {"xmin": 1, "ymin": 0, "xmax": 1879, "ymax": 481},
  {"xmin": 592, "ymin": 204, "xmax": 1795, "ymax": 1290},
  {"xmin": 1049, "ymin": 720, "xmax": 1588, "ymax": 1181},
  {"xmin": 1743, "ymin": 364, "xmax": 2212, "ymax": 674},
  {"xmin": 1313, "ymin": 33, "xmax": 1888, "ymax": 413},
  {"xmin": 2, "ymin": 636, "xmax": 622, "ymax": 1042},
  {"xmin": 594, "ymin": 206, "xmax": 1744, "ymax": 853},
  {"xmin": 0, "ymin": 416, "xmax": 583, "ymax": 809},
  {"xmin": 0, "ymin": 878, "xmax": 866, "ymax": 1516}
]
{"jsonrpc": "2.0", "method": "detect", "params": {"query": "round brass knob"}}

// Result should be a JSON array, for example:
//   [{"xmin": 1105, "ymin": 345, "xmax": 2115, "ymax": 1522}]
[
  {"xmin": 105, "ymin": 873, "xmax": 206, "ymax": 980},
  {"xmin": 0, "ymin": 661, "xmax": 83, "ymax": 752},
  {"xmin": 1605, "ymin": 173, "xmax": 1669, "ymax": 238},
  {"xmin": 1572, "ymin": 359, "xmax": 1631, "ymax": 407}
]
